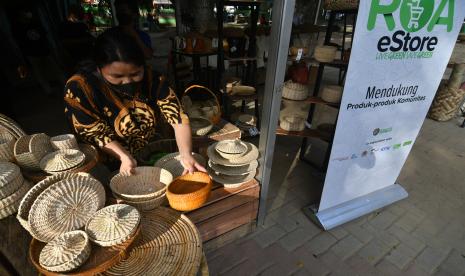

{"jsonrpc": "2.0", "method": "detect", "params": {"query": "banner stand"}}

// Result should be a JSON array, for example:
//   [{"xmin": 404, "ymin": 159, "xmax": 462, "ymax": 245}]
[{"xmin": 303, "ymin": 184, "xmax": 408, "ymax": 230}]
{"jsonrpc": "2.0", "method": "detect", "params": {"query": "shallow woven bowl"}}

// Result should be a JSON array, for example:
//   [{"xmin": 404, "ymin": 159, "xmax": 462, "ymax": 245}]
[
  {"xmin": 50, "ymin": 134, "xmax": 79, "ymax": 150},
  {"xmin": 14, "ymin": 133, "xmax": 52, "ymax": 171},
  {"xmin": 166, "ymin": 172, "xmax": 212, "ymax": 212},
  {"xmin": 110, "ymin": 167, "xmax": 173, "ymax": 202},
  {"xmin": 190, "ymin": 117, "xmax": 213, "ymax": 136},
  {"xmin": 314, "ymin": 46, "xmax": 337, "ymax": 63},
  {"xmin": 0, "ymin": 133, "xmax": 15, "ymax": 162},
  {"xmin": 39, "ymin": 230, "xmax": 91, "ymax": 273},
  {"xmin": 215, "ymin": 140, "xmax": 248, "ymax": 159},
  {"xmin": 113, "ymin": 193, "xmax": 167, "ymax": 211}
]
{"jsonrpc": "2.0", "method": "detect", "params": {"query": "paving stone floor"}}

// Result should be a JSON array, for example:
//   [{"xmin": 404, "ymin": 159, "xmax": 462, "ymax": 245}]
[{"xmin": 207, "ymin": 118, "xmax": 465, "ymax": 276}]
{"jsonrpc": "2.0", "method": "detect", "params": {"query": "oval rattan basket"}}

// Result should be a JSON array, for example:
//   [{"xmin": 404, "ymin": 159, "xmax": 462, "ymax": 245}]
[{"xmin": 166, "ymin": 172, "xmax": 212, "ymax": 212}]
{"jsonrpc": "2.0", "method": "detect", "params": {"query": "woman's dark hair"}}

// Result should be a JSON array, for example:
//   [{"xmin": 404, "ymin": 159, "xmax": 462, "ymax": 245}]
[{"xmin": 92, "ymin": 28, "xmax": 145, "ymax": 69}]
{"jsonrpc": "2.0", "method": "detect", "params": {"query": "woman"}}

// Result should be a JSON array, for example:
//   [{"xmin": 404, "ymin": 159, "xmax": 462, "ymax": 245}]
[{"xmin": 64, "ymin": 28, "xmax": 205, "ymax": 175}]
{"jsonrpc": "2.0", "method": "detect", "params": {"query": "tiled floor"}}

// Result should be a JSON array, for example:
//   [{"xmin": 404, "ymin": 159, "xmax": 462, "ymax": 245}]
[{"xmin": 207, "ymin": 117, "xmax": 465, "ymax": 276}]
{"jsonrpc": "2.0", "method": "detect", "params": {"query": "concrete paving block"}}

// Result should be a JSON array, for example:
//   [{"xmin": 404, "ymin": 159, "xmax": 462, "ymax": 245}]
[
  {"xmin": 437, "ymin": 249, "xmax": 465, "ymax": 276},
  {"xmin": 267, "ymin": 202, "xmax": 300, "ymax": 221},
  {"xmin": 385, "ymin": 244, "xmax": 419, "ymax": 270},
  {"xmin": 414, "ymin": 246, "xmax": 450, "ymax": 274},
  {"xmin": 357, "ymin": 240, "xmax": 394, "ymax": 265},
  {"xmin": 328, "ymin": 226, "xmax": 349, "ymax": 240},
  {"xmin": 344, "ymin": 222, "xmax": 374, "ymax": 244},
  {"xmin": 208, "ymin": 242, "xmax": 247, "ymax": 274},
  {"xmin": 394, "ymin": 212, "xmax": 424, "ymax": 233},
  {"xmin": 254, "ymin": 225, "xmax": 287, "ymax": 248},
  {"xmin": 330, "ymin": 235, "xmax": 364, "ymax": 260},
  {"xmin": 375, "ymin": 259, "xmax": 404, "ymax": 275},
  {"xmin": 277, "ymin": 215, "xmax": 300, "ymax": 233},
  {"xmin": 387, "ymin": 224, "xmax": 426, "ymax": 253},
  {"xmin": 259, "ymin": 263, "xmax": 300, "ymax": 276},
  {"xmin": 304, "ymin": 232, "xmax": 338, "ymax": 256},
  {"xmin": 368, "ymin": 210, "xmax": 399, "ymax": 230},
  {"xmin": 279, "ymin": 228, "xmax": 315, "ymax": 252},
  {"xmin": 362, "ymin": 223, "xmax": 400, "ymax": 248},
  {"xmin": 403, "ymin": 264, "xmax": 430, "ymax": 276},
  {"xmin": 292, "ymin": 247, "xmax": 331, "ymax": 276},
  {"xmin": 319, "ymin": 250, "xmax": 358, "ymax": 275},
  {"xmin": 346, "ymin": 254, "xmax": 384, "ymax": 276},
  {"xmin": 387, "ymin": 202, "xmax": 408, "ymax": 217},
  {"xmin": 289, "ymin": 211, "xmax": 322, "ymax": 236}
]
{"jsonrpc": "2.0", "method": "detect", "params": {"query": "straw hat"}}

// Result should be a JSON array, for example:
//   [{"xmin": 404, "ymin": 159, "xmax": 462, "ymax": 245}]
[
  {"xmin": 28, "ymin": 174, "xmax": 105, "ymax": 242},
  {"xmin": 39, "ymin": 230, "xmax": 91, "ymax": 273},
  {"xmin": 85, "ymin": 204, "xmax": 140, "ymax": 247},
  {"xmin": 321, "ymin": 85, "xmax": 343, "ymax": 103},
  {"xmin": 50, "ymin": 134, "xmax": 79, "ymax": 150},
  {"xmin": 0, "ymin": 161, "xmax": 24, "ymax": 198},
  {"xmin": 207, "ymin": 167, "xmax": 256, "ymax": 189},
  {"xmin": 110, "ymin": 167, "xmax": 173, "ymax": 202},
  {"xmin": 208, "ymin": 159, "xmax": 258, "ymax": 176},
  {"xmin": 154, "ymin": 152, "xmax": 206, "ymax": 178},
  {"xmin": 17, "ymin": 172, "xmax": 89, "ymax": 232},
  {"xmin": 314, "ymin": 45, "xmax": 337, "ymax": 63},
  {"xmin": 14, "ymin": 133, "xmax": 53, "ymax": 171},
  {"xmin": 190, "ymin": 117, "xmax": 213, "ymax": 136},
  {"xmin": 0, "ymin": 133, "xmax": 15, "ymax": 162},
  {"xmin": 282, "ymin": 81, "xmax": 309, "ymax": 101},
  {"xmin": 102, "ymin": 207, "xmax": 202, "ymax": 276},
  {"xmin": 280, "ymin": 116, "xmax": 306, "ymax": 131},
  {"xmin": 40, "ymin": 149, "xmax": 86, "ymax": 173},
  {"xmin": 207, "ymin": 142, "xmax": 259, "ymax": 166}
]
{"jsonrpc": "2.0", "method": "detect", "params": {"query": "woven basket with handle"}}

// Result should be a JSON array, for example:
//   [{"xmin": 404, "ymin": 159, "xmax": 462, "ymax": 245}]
[{"xmin": 183, "ymin": 85, "xmax": 221, "ymax": 124}]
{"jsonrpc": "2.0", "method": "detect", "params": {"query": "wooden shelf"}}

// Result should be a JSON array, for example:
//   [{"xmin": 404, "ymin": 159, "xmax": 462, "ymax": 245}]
[
  {"xmin": 225, "ymin": 55, "xmax": 258, "ymax": 62},
  {"xmin": 283, "ymin": 96, "xmax": 340, "ymax": 107}
]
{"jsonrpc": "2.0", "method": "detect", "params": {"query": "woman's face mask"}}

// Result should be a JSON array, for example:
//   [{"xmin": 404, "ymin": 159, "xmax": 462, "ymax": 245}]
[
  {"xmin": 99, "ymin": 62, "xmax": 144, "ymax": 95},
  {"xmin": 107, "ymin": 80, "xmax": 141, "ymax": 96}
]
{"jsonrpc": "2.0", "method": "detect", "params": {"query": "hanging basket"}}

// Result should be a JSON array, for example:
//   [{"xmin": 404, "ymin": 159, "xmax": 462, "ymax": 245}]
[
  {"xmin": 183, "ymin": 85, "xmax": 221, "ymax": 124},
  {"xmin": 323, "ymin": 0, "xmax": 359, "ymax": 11}
]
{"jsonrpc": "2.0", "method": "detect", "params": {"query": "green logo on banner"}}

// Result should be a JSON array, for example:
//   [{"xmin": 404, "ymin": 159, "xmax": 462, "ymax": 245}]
[{"xmin": 399, "ymin": 0, "xmax": 434, "ymax": 32}]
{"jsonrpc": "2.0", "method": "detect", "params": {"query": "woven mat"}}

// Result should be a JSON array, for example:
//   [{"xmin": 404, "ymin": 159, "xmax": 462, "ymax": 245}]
[{"xmin": 103, "ymin": 207, "xmax": 202, "ymax": 276}]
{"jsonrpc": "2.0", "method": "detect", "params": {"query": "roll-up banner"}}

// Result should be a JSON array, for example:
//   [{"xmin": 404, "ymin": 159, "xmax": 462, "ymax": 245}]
[{"xmin": 311, "ymin": 0, "xmax": 465, "ymax": 230}]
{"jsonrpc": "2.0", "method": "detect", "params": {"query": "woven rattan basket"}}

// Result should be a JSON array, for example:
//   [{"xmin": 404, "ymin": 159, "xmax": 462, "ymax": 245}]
[
  {"xmin": 40, "ymin": 149, "xmax": 86, "ymax": 173},
  {"xmin": 154, "ymin": 152, "xmax": 206, "ymax": 178},
  {"xmin": 0, "ymin": 180, "xmax": 30, "ymax": 219},
  {"xmin": 50, "ymin": 134, "xmax": 79, "ymax": 150},
  {"xmin": 0, "ymin": 133, "xmax": 15, "ymax": 162},
  {"xmin": 113, "ymin": 193, "xmax": 167, "ymax": 211},
  {"xmin": 110, "ymin": 167, "xmax": 173, "ymax": 202},
  {"xmin": 166, "ymin": 172, "xmax": 212, "ymax": 212},
  {"xmin": 183, "ymin": 85, "xmax": 221, "ymax": 124},
  {"xmin": 28, "ymin": 174, "xmax": 105, "ymax": 242},
  {"xmin": 39, "ymin": 230, "xmax": 91, "ymax": 272},
  {"xmin": 282, "ymin": 81, "xmax": 309, "ymax": 101},
  {"xmin": 207, "ymin": 142, "xmax": 259, "ymax": 167},
  {"xmin": 280, "ymin": 116, "xmax": 306, "ymax": 131},
  {"xmin": 0, "ymin": 161, "xmax": 24, "ymax": 198},
  {"xmin": 214, "ymin": 139, "xmax": 248, "ymax": 159},
  {"xmin": 314, "ymin": 46, "xmax": 337, "ymax": 63},
  {"xmin": 102, "ymin": 207, "xmax": 202, "ymax": 276},
  {"xmin": 85, "ymin": 204, "xmax": 140, "ymax": 247},
  {"xmin": 0, "ymin": 113, "xmax": 27, "ymax": 139},
  {"xmin": 14, "ymin": 133, "xmax": 52, "ymax": 171},
  {"xmin": 17, "ymin": 172, "xmax": 89, "ymax": 232},
  {"xmin": 190, "ymin": 117, "xmax": 213, "ymax": 136},
  {"xmin": 321, "ymin": 85, "xmax": 343, "ymax": 103},
  {"xmin": 208, "ymin": 160, "xmax": 258, "ymax": 176},
  {"xmin": 207, "ymin": 167, "xmax": 256, "ymax": 189}
]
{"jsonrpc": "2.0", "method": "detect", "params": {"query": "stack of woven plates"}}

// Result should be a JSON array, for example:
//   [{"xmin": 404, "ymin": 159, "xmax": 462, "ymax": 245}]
[
  {"xmin": 0, "ymin": 161, "xmax": 30, "ymax": 219},
  {"xmin": 40, "ymin": 149, "xmax": 86, "ymax": 174},
  {"xmin": 16, "ymin": 172, "xmax": 105, "ymax": 242},
  {"xmin": 207, "ymin": 139, "xmax": 259, "ymax": 189},
  {"xmin": 110, "ymin": 167, "xmax": 173, "ymax": 211},
  {"xmin": 154, "ymin": 152, "xmax": 206, "ymax": 178},
  {"xmin": 0, "ymin": 132, "xmax": 16, "ymax": 162}
]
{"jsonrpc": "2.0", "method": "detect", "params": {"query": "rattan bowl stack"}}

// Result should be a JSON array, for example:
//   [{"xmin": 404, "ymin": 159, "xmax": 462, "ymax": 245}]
[
  {"xmin": 321, "ymin": 85, "xmax": 343, "ymax": 103},
  {"xmin": 50, "ymin": 134, "xmax": 79, "ymax": 150},
  {"xmin": 314, "ymin": 46, "xmax": 337, "ymax": 63},
  {"xmin": 85, "ymin": 204, "xmax": 140, "ymax": 247},
  {"xmin": 282, "ymin": 81, "xmax": 309, "ymax": 100},
  {"xmin": 166, "ymin": 172, "xmax": 212, "ymax": 212},
  {"xmin": 39, "ymin": 230, "xmax": 91, "ymax": 272},
  {"xmin": 0, "ymin": 133, "xmax": 16, "ymax": 162},
  {"xmin": 14, "ymin": 133, "xmax": 53, "ymax": 171},
  {"xmin": 0, "ymin": 161, "xmax": 30, "ymax": 220},
  {"xmin": 110, "ymin": 167, "xmax": 173, "ymax": 211}
]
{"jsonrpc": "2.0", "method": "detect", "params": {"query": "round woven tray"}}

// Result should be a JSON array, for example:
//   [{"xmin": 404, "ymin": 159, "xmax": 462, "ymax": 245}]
[
  {"xmin": 282, "ymin": 81, "xmax": 309, "ymax": 101},
  {"xmin": 50, "ymin": 134, "xmax": 79, "ymax": 150},
  {"xmin": 0, "ymin": 133, "xmax": 15, "ymax": 162},
  {"xmin": 40, "ymin": 149, "xmax": 86, "ymax": 173},
  {"xmin": 39, "ymin": 230, "xmax": 91, "ymax": 273},
  {"xmin": 154, "ymin": 152, "xmax": 206, "ymax": 178},
  {"xmin": 30, "ymin": 226, "xmax": 141, "ymax": 276},
  {"xmin": 17, "ymin": 172, "xmax": 89, "ymax": 232},
  {"xmin": 102, "ymin": 207, "xmax": 202, "ymax": 276},
  {"xmin": 110, "ymin": 167, "xmax": 173, "ymax": 202},
  {"xmin": 86, "ymin": 204, "xmax": 140, "ymax": 247},
  {"xmin": 28, "ymin": 175, "xmax": 106, "ymax": 242},
  {"xmin": 207, "ymin": 167, "xmax": 256, "ymax": 189},
  {"xmin": 207, "ymin": 142, "xmax": 259, "ymax": 167},
  {"xmin": 208, "ymin": 160, "xmax": 258, "ymax": 176},
  {"xmin": 0, "ymin": 113, "xmax": 27, "ymax": 139}
]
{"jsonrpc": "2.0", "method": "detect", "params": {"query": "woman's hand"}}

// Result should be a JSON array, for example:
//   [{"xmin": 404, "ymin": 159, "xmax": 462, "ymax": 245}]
[
  {"xmin": 180, "ymin": 154, "xmax": 207, "ymax": 175},
  {"xmin": 120, "ymin": 155, "xmax": 137, "ymax": 175}
]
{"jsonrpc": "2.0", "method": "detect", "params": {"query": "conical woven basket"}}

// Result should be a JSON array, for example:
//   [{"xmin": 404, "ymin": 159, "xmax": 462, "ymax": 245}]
[
  {"xmin": 113, "ymin": 192, "xmax": 168, "ymax": 211},
  {"xmin": 207, "ymin": 142, "xmax": 259, "ymax": 167},
  {"xmin": 321, "ymin": 85, "xmax": 343, "ymax": 103},
  {"xmin": 102, "ymin": 207, "xmax": 202, "ymax": 276},
  {"xmin": 39, "ymin": 230, "xmax": 91, "ymax": 273},
  {"xmin": 40, "ymin": 149, "xmax": 86, "ymax": 173},
  {"xmin": 17, "ymin": 172, "xmax": 89, "ymax": 232},
  {"xmin": 86, "ymin": 204, "xmax": 140, "ymax": 247},
  {"xmin": 28, "ymin": 175, "xmax": 105, "ymax": 242},
  {"xmin": 282, "ymin": 81, "xmax": 309, "ymax": 101},
  {"xmin": 280, "ymin": 116, "xmax": 305, "ymax": 131},
  {"xmin": 154, "ymin": 153, "xmax": 206, "ymax": 178},
  {"xmin": 0, "ymin": 133, "xmax": 15, "ymax": 162},
  {"xmin": 166, "ymin": 172, "xmax": 212, "ymax": 212},
  {"xmin": 314, "ymin": 46, "xmax": 337, "ymax": 63},
  {"xmin": 215, "ymin": 139, "xmax": 248, "ymax": 155},
  {"xmin": 0, "ymin": 161, "xmax": 24, "ymax": 198},
  {"xmin": 190, "ymin": 117, "xmax": 213, "ymax": 136},
  {"xmin": 14, "ymin": 133, "xmax": 52, "ymax": 171},
  {"xmin": 50, "ymin": 134, "xmax": 79, "ymax": 150},
  {"xmin": 208, "ymin": 160, "xmax": 258, "ymax": 176},
  {"xmin": 111, "ymin": 167, "xmax": 173, "ymax": 202},
  {"xmin": 0, "ymin": 113, "xmax": 27, "ymax": 139},
  {"xmin": 0, "ymin": 181, "xmax": 30, "ymax": 220},
  {"xmin": 207, "ymin": 167, "xmax": 256, "ymax": 189}
]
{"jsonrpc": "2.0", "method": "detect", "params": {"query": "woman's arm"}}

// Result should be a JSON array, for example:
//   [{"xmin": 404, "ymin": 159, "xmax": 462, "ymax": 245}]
[
  {"xmin": 172, "ymin": 123, "xmax": 206, "ymax": 174},
  {"xmin": 102, "ymin": 141, "xmax": 137, "ymax": 175}
]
